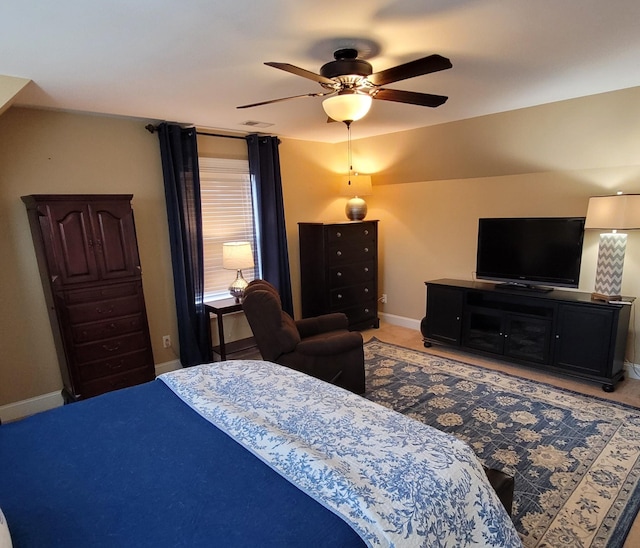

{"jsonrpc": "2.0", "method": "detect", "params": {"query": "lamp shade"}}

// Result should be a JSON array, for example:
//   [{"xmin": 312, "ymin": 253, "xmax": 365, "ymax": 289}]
[
  {"xmin": 340, "ymin": 174, "xmax": 372, "ymax": 197},
  {"xmin": 322, "ymin": 92, "xmax": 372, "ymax": 122},
  {"xmin": 222, "ymin": 241, "xmax": 254, "ymax": 270},
  {"xmin": 585, "ymin": 194, "xmax": 640, "ymax": 230}
]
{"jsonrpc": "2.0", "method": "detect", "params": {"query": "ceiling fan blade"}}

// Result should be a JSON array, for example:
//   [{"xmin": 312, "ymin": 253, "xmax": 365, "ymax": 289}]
[
  {"xmin": 237, "ymin": 92, "xmax": 331, "ymax": 109},
  {"xmin": 367, "ymin": 54, "xmax": 452, "ymax": 86},
  {"xmin": 373, "ymin": 88, "xmax": 448, "ymax": 107},
  {"xmin": 265, "ymin": 62, "xmax": 336, "ymax": 85}
]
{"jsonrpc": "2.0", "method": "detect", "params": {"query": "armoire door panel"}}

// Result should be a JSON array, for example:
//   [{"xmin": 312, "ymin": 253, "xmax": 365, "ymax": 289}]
[
  {"xmin": 90, "ymin": 202, "xmax": 140, "ymax": 279},
  {"xmin": 42, "ymin": 203, "xmax": 100, "ymax": 284}
]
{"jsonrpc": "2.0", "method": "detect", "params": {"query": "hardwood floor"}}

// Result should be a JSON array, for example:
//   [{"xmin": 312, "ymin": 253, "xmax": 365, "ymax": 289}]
[{"xmin": 363, "ymin": 321, "xmax": 640, "ymax": 547}]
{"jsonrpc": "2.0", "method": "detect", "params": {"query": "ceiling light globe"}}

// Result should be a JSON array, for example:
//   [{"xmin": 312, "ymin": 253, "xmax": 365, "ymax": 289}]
[{"xmin": 322, "ymin": 93, "xmax": 372, "ymax": 122}]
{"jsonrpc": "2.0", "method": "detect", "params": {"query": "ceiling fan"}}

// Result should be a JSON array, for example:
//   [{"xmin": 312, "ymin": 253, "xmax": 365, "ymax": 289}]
[{"xmin": 237, "ymin": 48, "xmax": 452, "ymax": 120}]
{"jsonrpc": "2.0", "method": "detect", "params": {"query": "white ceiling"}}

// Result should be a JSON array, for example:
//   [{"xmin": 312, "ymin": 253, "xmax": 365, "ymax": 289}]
[{"xmin": 2, "ymin": 0, "xmax": 639, "ymax": 143}]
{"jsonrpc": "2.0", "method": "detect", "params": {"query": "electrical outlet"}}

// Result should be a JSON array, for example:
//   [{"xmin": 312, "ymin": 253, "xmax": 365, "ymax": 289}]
[
  {"xmin": 381, "ymin": 294, "xmax": 388, "ymax": 304},
  {"xmin": 162, "ymin": 335, "xmax": 171, "ymax": 348}
]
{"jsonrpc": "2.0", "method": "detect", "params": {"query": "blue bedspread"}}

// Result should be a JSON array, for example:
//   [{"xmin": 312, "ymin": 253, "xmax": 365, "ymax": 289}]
[
  {"xmin": 161, "ymin": 361, "xmax": 521, "ymax": 547},
  {"xmin": 0, "ymin": 378, "xmax": 364, "ymax": 547}
]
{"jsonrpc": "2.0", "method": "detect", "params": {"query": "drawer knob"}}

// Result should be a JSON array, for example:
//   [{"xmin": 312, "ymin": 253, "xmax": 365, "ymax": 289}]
[
  {"xmin": 364, "ymin": 308, "xmax": 370, "ymax": 313},
  {"xmin": 337, "ymin": 272, "xmax": 342, "ymax": 277},
  {"xmin": 336, "ymin": 231, "xmax": 342, "ymax": 238},
  {"xmin": 107, "ymin": 360, "xmax": 124, "ymax": 370},
  {"xmin": 364, "ymin": 230, "xmax": 369, "ymax": 235},
  {"xmin": 337, "ymin": 294, "xmax": 343, "ymax": 299},
  {"xmin": 103, "ymin": 342, "xmax": 122, "ymax": 352},
  {"xmin": 336, "ymin": 250, "xmax": 342, "ymax": 256},
  {"xmin": 96, "ymin": 306, "xmax": 114, "ymax": 315},
  {"xmin": 364, "ymin": 247, "xmax": 369, "ymax": 253},
  {"xmin": 364, "ymin": 267, "xmax": 369, "ymax": 272},
  {"xmin": 364, "ymin": 288, "xmax": 369, "ymax": 293}
]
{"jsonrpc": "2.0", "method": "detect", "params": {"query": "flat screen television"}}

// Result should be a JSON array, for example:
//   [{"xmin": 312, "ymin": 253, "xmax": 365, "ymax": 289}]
[{"xmin": 475, "ymin": 217, "xmax": 586, "ymax": 290}]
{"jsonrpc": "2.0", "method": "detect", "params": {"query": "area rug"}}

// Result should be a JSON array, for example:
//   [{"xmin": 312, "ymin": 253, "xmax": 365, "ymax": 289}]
[{"xmin": 363, "ymin": 338, "xmax": 640, "ymax": 548}]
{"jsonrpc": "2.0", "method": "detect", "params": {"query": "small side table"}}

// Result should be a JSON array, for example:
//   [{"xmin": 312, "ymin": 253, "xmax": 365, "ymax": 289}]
[{"xmin": 204, "ymin": 298, "xmax": 256, "ymax": 361}]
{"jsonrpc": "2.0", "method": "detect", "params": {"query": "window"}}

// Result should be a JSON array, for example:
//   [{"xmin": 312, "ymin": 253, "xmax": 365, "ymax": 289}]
[{"xmin": 199, "ymin": 157, "xmax": 259, "ymax": 301}]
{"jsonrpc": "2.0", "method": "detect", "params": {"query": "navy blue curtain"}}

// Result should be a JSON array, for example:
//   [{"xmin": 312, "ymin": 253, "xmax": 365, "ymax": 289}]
[
  {"xmin": 158, "ymin": 123, "xmax": 212, "ymax": 366},
  {"xmin": 246, "ymin": 134, "xmax": 293, "ymax": 316}
]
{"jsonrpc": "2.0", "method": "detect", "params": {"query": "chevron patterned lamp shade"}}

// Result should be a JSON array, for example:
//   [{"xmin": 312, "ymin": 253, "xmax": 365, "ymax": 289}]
[{"xmin": 585, "ymin": 194, "xmax": 640, "ymax": 301}]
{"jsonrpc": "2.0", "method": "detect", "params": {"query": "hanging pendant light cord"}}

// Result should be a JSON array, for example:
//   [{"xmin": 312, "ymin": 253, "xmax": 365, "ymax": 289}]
[{"xmin": 346, "ymin": 121, "xmax": 352, "ymax": 185}]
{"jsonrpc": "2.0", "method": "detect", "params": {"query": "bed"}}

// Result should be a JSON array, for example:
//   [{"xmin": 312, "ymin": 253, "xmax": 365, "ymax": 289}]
[{"xmin": 0, "ymin": 360, "xmax": 521, "ymax": 547}]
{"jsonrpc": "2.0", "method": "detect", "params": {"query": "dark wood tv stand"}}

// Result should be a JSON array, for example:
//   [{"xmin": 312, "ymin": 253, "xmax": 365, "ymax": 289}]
[{"xmin": 421, "ymin": 279, "xmax": 634, "ymax": 392}]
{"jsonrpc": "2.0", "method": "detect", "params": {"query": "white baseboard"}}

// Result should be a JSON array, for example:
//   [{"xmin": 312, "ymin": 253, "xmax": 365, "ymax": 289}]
[
  {"xmin": 625, "ymin": 362, "xmax": 640, "ymax": 380},
  {"xmin": 0, "ymin": 359, "xmax": 183, "ymax": 423},
  {"xmin": 379, "ymin": 312, "xmax": 421, "ymax": 331},
  {"xmin": 0, "ymin": 391, "xmax": 64, "ymax": 423}
]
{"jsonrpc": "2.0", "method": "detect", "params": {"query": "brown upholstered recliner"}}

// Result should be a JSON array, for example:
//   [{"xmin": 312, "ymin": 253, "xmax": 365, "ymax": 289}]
[{"xmin": 242, "ymin": 280, "xmax": 366, "ymax": 394}]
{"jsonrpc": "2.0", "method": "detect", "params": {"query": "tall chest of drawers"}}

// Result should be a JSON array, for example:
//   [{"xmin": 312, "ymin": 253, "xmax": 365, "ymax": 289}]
[
  {"xmin": 22, "ymin": 194, "xmax": 155, "ymax": 402},
  {"xmin": 299, "ymin": 221, "xmax": 379, "ymax": 330}
]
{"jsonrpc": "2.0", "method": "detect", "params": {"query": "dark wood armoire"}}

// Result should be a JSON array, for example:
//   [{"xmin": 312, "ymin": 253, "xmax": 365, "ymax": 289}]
[
  {"xmin": 298, "ymin": 221, "xmax": 380, "ymax": 331},
  {"xmin": 22, "ymin": 194, "xmax": 155, "ymax": 402}
]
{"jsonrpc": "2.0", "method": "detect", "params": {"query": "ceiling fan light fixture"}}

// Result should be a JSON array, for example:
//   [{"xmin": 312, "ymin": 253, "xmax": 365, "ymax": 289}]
[{"xmin": 322, "ymin": 92, "xmax": 372, "ymax": 122}]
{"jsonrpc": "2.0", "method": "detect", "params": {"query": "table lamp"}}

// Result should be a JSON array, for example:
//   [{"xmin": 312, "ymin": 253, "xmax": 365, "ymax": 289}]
[
  {"xmin": 585, "ymin": 193, "xmax": 640, "ymax": 301},
  {"xmin": 222, "ymin": 241, "xmax": 254, "ymax": 300}
]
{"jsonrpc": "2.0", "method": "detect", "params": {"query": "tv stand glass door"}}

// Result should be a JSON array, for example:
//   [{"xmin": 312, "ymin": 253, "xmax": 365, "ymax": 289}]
[{"xmin": 463, "ymin": 308, "xmax": 551, "ymax": 363}]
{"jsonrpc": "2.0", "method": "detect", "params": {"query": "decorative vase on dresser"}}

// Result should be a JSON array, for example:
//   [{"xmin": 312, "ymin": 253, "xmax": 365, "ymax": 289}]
[
  {"xmin": 22, "ymin": 194, "xmax": 155, "ymax": 402},
  {"xmin": 298, "ymin": 221, "xmax": 379, "ymax": 331}
]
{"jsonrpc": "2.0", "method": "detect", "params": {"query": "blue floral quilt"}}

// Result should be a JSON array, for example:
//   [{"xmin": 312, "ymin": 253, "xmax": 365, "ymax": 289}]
[{"xmin": 160, "ymin": 360, "xmax": 522, "ymax": 547}]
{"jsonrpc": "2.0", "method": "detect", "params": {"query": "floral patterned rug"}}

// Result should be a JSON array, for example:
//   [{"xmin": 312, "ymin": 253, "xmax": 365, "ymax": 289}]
[{"xmin": 363, "ymin": 338, "xmax": 640, "ymax": 548}]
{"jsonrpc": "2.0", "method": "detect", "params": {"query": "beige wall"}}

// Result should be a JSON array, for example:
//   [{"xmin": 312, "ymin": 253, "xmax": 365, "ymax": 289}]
[
  {"xmin": 365, "ymin": 87, "xmax": 640, "ymax": 185},
  {"xmin": 1, "ymin": 85, "xmax": 640, "ymax": 407},
  {"xmin": 278, "ymin": 138, "xmax": 346, "ymax": 318},
  {"xmin": 359, "ymin": 88, "xmax": 640, "ymax": 323},
  {"xmin": 369, "ymin": 171, "xmax": 640, "ymax": 320}
]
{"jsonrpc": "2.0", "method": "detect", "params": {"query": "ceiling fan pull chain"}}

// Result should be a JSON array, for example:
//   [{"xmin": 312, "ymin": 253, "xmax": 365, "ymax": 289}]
[{"xmin": 346, "ymin": 120, "xmax": 352, "ymax": 184}]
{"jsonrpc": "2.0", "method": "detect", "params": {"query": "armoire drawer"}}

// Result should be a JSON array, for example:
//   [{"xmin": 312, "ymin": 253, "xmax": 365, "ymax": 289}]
[
  {"xmin": 326, "ymin": 222, "xmax": 376, "ymax": 243},
  {"xmin": 327, "ymin": 242, "xmax": 375, "ymax": 266},
  {"xmin": 338, "ymin": 300, "xmax": 378, "ymax": 326},
  {"xmin": 79, "ymin": 367, "xmax": 154, "ymax": 399},
  {"xmin": 329, "ymin": 261, "xmax": 375, "ymax": 288},
  {"xmin": 330, "ymin": 282, "xmax": 375, "ymax": 308},
  {"xmin": 74, "ymin": 332, "xmax": 149, "ymax": 364},
  {"xmin": 67, "ymin": 295, "xmax": 142, "ymax": 324},
  {"xmin": 76, "ymin": 349, "xmax": 153, "ymax": 382},
  {"xmin": 72, "ymin": 314, "xmax": 145, "ymax": 343},
  {"xmin": 63, "ymin": 282, "xmax": 140, "ymax": 304}
]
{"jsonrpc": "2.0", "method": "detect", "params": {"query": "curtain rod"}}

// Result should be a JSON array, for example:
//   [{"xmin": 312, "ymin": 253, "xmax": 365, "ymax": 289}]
[{"xmin": 145, "ymin": 124, "xmax": 246, "ymax": 140}]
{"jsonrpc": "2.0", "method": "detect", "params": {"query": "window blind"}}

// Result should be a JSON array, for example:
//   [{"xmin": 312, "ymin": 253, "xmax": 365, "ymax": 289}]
[{"xmin": 199, "ymin": 157, "xmax": 257, "ymax": 301}]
